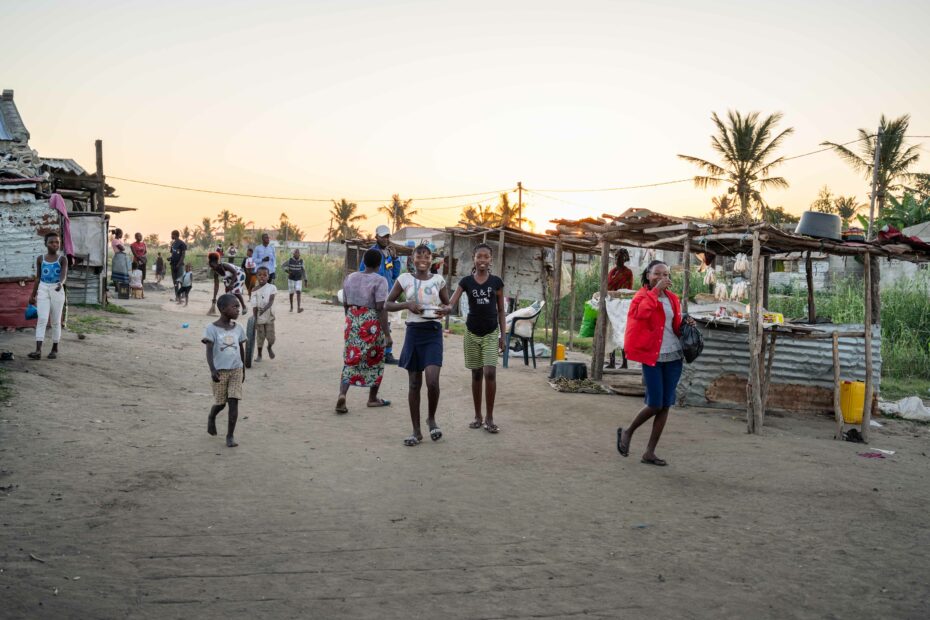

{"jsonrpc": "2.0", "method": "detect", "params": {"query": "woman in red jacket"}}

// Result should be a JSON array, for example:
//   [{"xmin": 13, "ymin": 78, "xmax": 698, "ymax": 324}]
[{"xmin": 617, "ymin": 260, "xmax": 696, "ymax": 466}]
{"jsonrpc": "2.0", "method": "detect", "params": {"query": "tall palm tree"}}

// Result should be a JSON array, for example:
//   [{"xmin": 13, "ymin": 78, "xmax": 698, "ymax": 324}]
[
  {"xmin": 495, "ymin": 192, "xmax": 526, "ymax": 228},
  {"xmin": 196, "ymin": 217, "xmax": 216, "ymax": 249},
  {"xmin": 833, "ymin": 196, "xmax": 864, "ymax": 228},
  {"xmin": 679, "ymin": 110, "xmax": 794, "ymax": 220},
  {"xmin": 460, "ymin": 203, "xmax": 499, "ymax": 227},
  {"xmin": 277, "ymin": 212, "xmax": 305, "ymax": 242},
  {"xmin": 215, "ymin": 209, "xmax": 235, "ymax": 239},
  {"xmin": 378, "ymin": 194, "xmax": 418, "ymax": 231},
  {"xmin": 707, "ymin": 194, "xmax": 737, "ymax": 220},
  {"xmin": 328, "ymin": 199, "xmax": 367, "ymax": 241},
  {"xmin": 822, "ymin": 114, "xmax": 921, "ymax": 218},
  {"xmin": 181, "ymin": 226, "xmax": 192, "ymax": 244}
]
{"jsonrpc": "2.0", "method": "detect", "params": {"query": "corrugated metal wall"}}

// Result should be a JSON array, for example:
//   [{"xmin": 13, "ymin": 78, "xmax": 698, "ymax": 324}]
[
  {"xmin": 0, "ymin": 199, "xmax": 58, "ymax": 280},
  {"xmin": 678, "ymin": 323, "xmax": 882, "ymax": 412},
  {"xmin": 65, "ymin": 267, "xmax": 103, "ymax": 305}
]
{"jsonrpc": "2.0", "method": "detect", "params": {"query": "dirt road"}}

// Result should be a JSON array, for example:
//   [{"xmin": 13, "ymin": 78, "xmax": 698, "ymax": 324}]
[{"xmin": 1, "ymin": 282, "xmax": 929, "ymax": 619}]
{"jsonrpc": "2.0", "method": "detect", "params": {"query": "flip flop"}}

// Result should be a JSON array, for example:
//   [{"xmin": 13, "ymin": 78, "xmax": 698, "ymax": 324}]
[
  {"xmin": 429, "ymin": 425, "xmax": 442, "ymax": 441},
  {"xmin": 403, "ymin": 435, "xmax": 420, "ymax": 447},
  {"xmin": 641, "ymin": 457, "xmax": 667, "ymax": 466},
  {"xmin": 617, "ymin": 427, "xmax": 629, "ymax": 457},
  {"xmin": 468, "ymin": 420, "xmax": 483, "ymax": 429},
  {"xmin": 47, "ymin": 352, "xmax": 57, "ymax": 360},
  {"xmin": 483, "ymin": 422, "xmax": 500, "ymax": 434},
  {"xmin": 334, "ymin": 395, "xmax": 348, "ymax": 414},
  {"xmin": 27, "ymin": 352, "xmax": 41, "ymax": 360},
  {"xmin": 366, "ymin": 399, "xmax": 391, "ymax": 408}
]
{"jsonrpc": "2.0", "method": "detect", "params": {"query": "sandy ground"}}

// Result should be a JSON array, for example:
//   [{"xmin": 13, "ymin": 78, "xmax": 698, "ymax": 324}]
[{"xmin": 1, "ymin": 279, "xmax": 929, "ymax": 619}]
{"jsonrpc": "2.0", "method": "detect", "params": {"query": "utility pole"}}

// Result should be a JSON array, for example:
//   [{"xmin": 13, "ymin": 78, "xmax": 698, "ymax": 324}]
[
  {"xmin": 867, "ymin": 126, "xmax": 883, "ymax": 240},
  {"xmin": 517, "ymin": 181, "xmax": 523, "ymax": 230},
  {"xmin": 325, "ymin": 217, "xmax": 334, "ymax": 254}
]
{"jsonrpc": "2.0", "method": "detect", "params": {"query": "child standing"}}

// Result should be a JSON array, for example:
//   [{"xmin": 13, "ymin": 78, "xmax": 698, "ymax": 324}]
[
  {"xmin": 155, "ymin": 252, "xmax": 166, "ymax": 284},
  {"xmin": 286, "ymin": 249, "xmax": 308, "ymax": 313},
  {"xmin": 386, "ymin": 244, "xmax": 451, "ymax": 446},
  {"xmin": 448, "ymin": 243, "xmax": 506, "ymax": 433},
  {"xmin": 251, "ymin": 266, "xmax": 277, "ymax": 361},
  {"xmin": 28, "ymin": 232, "xmax": 68, "ymax": 360},
  {"xmin": 178, "ymin": 264, "xmax": 194, "ymax": 306},
  {"xmin": 202, "ymin": 294, "xmax": 247, "ymax": 447}
]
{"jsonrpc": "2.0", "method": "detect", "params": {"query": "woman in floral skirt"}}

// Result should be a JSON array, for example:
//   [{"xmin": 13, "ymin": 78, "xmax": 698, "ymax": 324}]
[{"xmin": 335, "ymin": 249, "xmax": 392, "ymax": 414}]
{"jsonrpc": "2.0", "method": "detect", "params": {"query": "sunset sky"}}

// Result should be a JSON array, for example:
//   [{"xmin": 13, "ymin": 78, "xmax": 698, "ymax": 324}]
[{"xmin": 6, "ymin": 0, "xmax": 930, "ymax": 241}]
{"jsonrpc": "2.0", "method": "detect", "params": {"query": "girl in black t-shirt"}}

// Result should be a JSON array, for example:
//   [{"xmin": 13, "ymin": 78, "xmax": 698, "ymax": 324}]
[{"xmin": 448, "ymin": 243, "xmax": 506, "ymax": 433}]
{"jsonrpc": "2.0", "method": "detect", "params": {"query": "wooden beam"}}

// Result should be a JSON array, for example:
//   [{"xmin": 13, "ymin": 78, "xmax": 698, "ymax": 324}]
[
  {"xmin": 761, "ymin": 332, "xmax": 777, "ymax": 415},
  {"xmin": 541, "ymin": 249, "xmax": 549, "ymax": 341},
  {"xmin": 805, "ymin": 250, "xmax": 816, "ymax": 323},
  {"xmin": 682, "ymin": 236, "xmax": 691, "ymax": 314},
  {"xmin": 591, "ymin": 238, "xmax": 611, "ymax": 380},
  {"xmin": 444, "ymin": 231, "xmax": 456, "ymax": 329},
  {"xmin": 568, "ymin": 252, "xmax": 577, "ymax": 351},
  {"xmin": 550, "ymin": 239, "xmax": 563, "ymax": 365},
  {"xmin": 639, "ymin": 232, "xmax": 690, "ymax": 248},
  {"xmin": 762, "ymin": 256, "xmax": 770, "ymax": 309},
  {"xmin": 832, "ymin": 332, "xmax": 844, "ymax": 440},
  {"xmin": 862, "ymin": 252, "xmax": 874, "ymax": 442},
  {"xmin": 643, "ymin": 222, "xmax": 701, "ymax": 234},
  {"xmin": 747, "ymin": 231, "xmax": 764, "ymax": 434}
]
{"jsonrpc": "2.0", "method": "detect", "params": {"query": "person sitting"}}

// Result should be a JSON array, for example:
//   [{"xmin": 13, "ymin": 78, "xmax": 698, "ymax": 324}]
[
  {"xmin": 129, "ymin": 261, "xmax": 145, "ymax": 298},
  {"xmin": 111, "ymin": 244, "xmax": 131, "ymax": 289}
]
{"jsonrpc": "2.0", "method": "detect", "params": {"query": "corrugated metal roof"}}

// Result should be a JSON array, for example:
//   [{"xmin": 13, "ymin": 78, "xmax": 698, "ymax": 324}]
[
  {"xmin": 0, "ymin": 114, "xmax": 10, "ymax": 140},
  {"xmin": 678, "ymin": 323, "xmax": 882, "ymax": 412},
  {"xmin": 40, "ymin": 157, "xmax": 86, "ymax": 175}
]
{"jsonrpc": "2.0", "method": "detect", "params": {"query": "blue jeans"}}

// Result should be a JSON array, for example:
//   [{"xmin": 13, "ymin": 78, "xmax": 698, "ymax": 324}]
[{"xmin": 642, "ymin": 359, "xmax": 683, "ymax": 409}]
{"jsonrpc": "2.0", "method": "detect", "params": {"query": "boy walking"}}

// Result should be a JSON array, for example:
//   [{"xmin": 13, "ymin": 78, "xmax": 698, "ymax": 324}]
[
  {"xmin": 251, "ymin": 266, "xmax": 277, "ymax": 361},
  {"xmin": 286, "ymin": 249, "xmax": 308, "ymax": 313},
  {"xmin": 202, "ymin": 294, "xmax": 247, "ymax": 447}
]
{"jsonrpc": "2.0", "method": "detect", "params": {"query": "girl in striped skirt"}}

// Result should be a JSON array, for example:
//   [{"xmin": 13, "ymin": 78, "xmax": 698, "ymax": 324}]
[{"xmin": 449, "ymin": 243, "xmax": 506, "ymax": 433}]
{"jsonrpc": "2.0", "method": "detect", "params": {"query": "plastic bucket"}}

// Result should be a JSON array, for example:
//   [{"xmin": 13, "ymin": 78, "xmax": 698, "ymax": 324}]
[
  {"xmin": 554, "ymin": 343, "xmax": 566, "ymax": 361},
  {"xmin": 840, "ymin": 381, "xmax": 865, "ymax": 424}
]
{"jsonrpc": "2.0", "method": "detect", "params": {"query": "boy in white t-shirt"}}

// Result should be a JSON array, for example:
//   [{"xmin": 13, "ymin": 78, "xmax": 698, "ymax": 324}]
[{"xmin": 251, "ymin": 266, "xmax": 277, "ymax": 361}]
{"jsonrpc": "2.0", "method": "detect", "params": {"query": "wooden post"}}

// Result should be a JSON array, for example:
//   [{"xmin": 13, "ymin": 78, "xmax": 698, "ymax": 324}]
[
  {"xmin": 568, "ymin": 252, "xmax": 577, "ymax": 351},
  {"xmin": 682, "ymin": 237, "xmax": 691, "ymax": 314},
  {"xmin": 444, "ymin": 231, "xmax": 456, "ymax": 329},
  {"xmin": 762, "ymin": 257, "xmax": 770, "ymax": 309},
  {"xmin": 747, "ymin": 231, "xmax": 764, "ymax": 433},
  {"xmin": 761, "ymin": 332, "xmax": 777, "ymax": 416},
  {"xmin": 862, "ymin": 252, "xmax": 874, "ymax": 442},
  {"xmin": 550, "ymin": 239, "xmax": 563, "ymax": 365},
  {"xmin": 805, "ymin": 250, "xmax": 815, "ymax": 323},
  {"xmin": 832, "ymin": 332, "xmax": 844, "ymax": 440},
  {"xmin": 96, "ymin": 139, "xmax": 107, "ymax": 304},
  {"xmin": 541, "ymin": 249, "xmax": 549, "ymax": 341},
  {"xmin": 591, "ymin": 238, "xmax": 611, "ymax": 380}
]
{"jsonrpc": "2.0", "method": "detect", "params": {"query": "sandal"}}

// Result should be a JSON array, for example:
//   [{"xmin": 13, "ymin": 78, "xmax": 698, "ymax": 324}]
[
  {"xmin": 403, "ymin": 435, "xmax": 420, "ymax": 447},
  {"xmin": 366, "ymin": 399, "xmax": 391, "ymax": 408},
  {"xmin": 428, "ymin": 424, "xmax": 442, "ymax": 441},
  {"xmin": 617, "ymin": 427, "xmax": 629, "ymax": 457},
  {"xmin": 483, "ymin": 422, "xmax": 500, "ymax": 434},
  {"xmin": 468, "ymin": 420, "xmax": 483, "ymax": 429},
  {"xmin": 27, "ymin": 351, "xmax": 41, "ymax": 360},
  {"xmin": 641, "ymin": 457, "xmax": 667, "ymax": 466},
  {"xmin": 334, "ymin": 395, "xmax": 348, "ymax": 414},
  {"xmin": 47, "ymin": 351, "xmax": 57, "ymax": 360}
]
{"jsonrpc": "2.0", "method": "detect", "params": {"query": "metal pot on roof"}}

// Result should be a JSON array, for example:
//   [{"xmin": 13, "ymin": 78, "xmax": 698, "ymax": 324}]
[{"xmin": 795, "ymin": 211, "xmax": 842, "ymax": 241}]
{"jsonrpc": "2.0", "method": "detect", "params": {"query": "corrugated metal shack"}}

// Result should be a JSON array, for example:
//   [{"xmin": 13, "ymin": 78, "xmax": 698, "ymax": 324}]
[
  {"xmin": 550, "ymin": 208, "xmax": 930, "ymax": 440},
  {"xmin": 0, "ymin": 89, "xmax": 115, "ymax": 325}
]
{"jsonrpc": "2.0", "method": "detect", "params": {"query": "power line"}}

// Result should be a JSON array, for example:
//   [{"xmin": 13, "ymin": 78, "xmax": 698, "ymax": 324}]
[{"xmin": 107, "ymin": 175, "xmax": 512, "ymax": 204}]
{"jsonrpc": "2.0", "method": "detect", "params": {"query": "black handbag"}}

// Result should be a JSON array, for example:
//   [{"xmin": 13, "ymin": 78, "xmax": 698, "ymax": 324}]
[{"xmin": 679, "ymin": 315, "xmax": 704, "ymax": 363}]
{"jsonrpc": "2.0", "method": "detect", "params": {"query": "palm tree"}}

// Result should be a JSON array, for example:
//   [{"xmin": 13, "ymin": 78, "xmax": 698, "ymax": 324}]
[
  {"xmin": 215, "ymin": 209, "xmax": 235, "ymax": 240},
  {"xmin": 707, "ymin": 194, "xmax": 737, "ymax": 220},
  {"xmin": 679, "ymin": 110, "xmax": 794, "ymax": 220},
  {"xmin": 276, "ymin": 212, "xmax": 305, "ymax": 243},
  {"xmin": 195, "ymin": 217, "xmax": 216, "ymax": 249},
  {"xmin": 495, "ymin": 192, "xmax": 527, "ymax": 228},
  {"xmin": 181, "ymin": 226, "xmax": 193, "ymax": 244},
  {"xmin": 328, "ymin": 199, "xmax": 367, "ymax": 241},
  {"xmin": 461, "ymin": 203, "xmax": 499, "ymax": 227},
  {"xmin": 833, "ymin": 196, "xmax": 864, "ymax": 228},
  {"xmin": 810, "ymin": 186, "xmax": 836, "ymax": 213},
  {"xmin": 822, "ymin": 114, "xmax": 921, "ymax": 219},
  {"xmin": 378, "ymin": 194, "xmax": 418, "ymax": 231}
]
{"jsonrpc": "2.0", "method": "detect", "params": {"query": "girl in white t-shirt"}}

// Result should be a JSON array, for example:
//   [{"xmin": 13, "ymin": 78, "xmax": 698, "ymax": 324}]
[{"xmin": 386, "ymin": 244, "xmax": 451, "ymax": 446}]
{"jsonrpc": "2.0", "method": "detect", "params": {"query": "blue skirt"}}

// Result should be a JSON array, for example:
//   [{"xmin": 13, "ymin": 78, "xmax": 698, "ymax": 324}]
[{"xmin": 399, "ymin": 321, "xmax": 443, "ymax": 371}]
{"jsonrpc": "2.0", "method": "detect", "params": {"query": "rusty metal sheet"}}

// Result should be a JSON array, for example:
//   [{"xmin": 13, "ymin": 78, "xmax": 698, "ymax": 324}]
[{"xmin": 0, "ymin": 199, "xmax": 59, "ymax": 280}]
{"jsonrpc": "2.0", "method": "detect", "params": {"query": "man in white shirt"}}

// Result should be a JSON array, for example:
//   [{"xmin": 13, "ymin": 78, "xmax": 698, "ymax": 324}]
[
  {"xmin": 252, "ymin": 233, "xmax": 277, "ymax": 283},
  {"xmin": 251, "ymin": 266, "xmax": 277, "ymax": 361}
]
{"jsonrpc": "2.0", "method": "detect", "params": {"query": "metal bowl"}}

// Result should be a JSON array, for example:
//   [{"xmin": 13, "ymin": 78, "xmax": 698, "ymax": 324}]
[{"xmin": 795, "ymin": 211, "xmax": 842, "ymax": 241}]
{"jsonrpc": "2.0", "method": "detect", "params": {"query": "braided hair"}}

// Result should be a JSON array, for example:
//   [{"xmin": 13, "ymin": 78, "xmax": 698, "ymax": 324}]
[
  {"xmin": 641, "ymin": 259, "xmax": 667, "ymax": 289},
  {"xmin": 472, "ymin": 242, "xmax": 493, "ymax": 274}
]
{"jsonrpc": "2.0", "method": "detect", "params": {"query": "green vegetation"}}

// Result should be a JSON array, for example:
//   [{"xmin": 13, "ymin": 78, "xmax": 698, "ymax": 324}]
[
  {"xmin": 68, "ymin": 313, "xmax": 121, "ymax": 335},
  {"xmin": 74, "ymin": 302, "xmax": 132, "ymax": 315}
]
